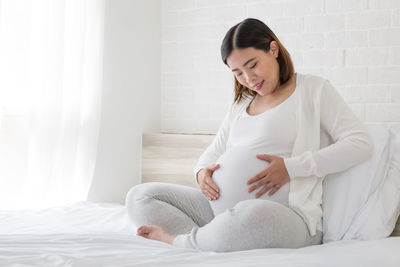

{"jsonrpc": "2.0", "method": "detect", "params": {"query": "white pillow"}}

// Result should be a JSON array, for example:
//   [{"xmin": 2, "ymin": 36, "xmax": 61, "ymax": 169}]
[
  {"xmin": 342, "ymin": 130, "xmax": 400, "ymax": 240},
  {"xmin": 322, "ymin": 125, "xmax": 392, "ymax": 243}
]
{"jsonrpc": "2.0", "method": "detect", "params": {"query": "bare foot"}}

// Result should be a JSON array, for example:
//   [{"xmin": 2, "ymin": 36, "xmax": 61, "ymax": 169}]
[{"xmin": 136, "ymin": 225, "xmax": 177, "ymax": 245}]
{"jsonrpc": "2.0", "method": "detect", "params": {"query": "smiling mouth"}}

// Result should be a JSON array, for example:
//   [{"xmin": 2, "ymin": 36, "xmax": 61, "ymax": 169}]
[{"xmin": 253, "ymin": 80, "xmax": 264, "ymax": 90}]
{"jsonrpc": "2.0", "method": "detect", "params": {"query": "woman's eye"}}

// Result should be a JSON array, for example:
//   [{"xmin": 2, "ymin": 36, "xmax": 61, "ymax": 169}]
[
  {"xmin": 250, "ymin": 62, "xmax": 257, "ymax": 69},
  {"xmin": 237, "ymin": 72, "xmax": 243, "ymax": 77}
]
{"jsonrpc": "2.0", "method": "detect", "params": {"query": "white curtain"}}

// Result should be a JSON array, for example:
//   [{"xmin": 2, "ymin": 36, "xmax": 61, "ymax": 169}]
[{"xmin": 0, "ymin": 0, "xmax": 105, "ymax": 210}]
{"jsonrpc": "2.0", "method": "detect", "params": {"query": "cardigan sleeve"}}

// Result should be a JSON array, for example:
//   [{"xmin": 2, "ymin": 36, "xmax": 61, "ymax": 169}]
[
  {"xmin": 283, "ymin": 80, "xmax": 374, "ymax": 179},
  {"xmin": 193, "ymin": 103, "xmax": 234, "ymax": 183}
]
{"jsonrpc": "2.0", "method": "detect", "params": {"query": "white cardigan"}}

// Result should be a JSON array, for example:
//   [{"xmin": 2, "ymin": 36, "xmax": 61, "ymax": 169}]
[{"xmin": 193, "ymin": 73, "xmax": 374, "ymax": 236}]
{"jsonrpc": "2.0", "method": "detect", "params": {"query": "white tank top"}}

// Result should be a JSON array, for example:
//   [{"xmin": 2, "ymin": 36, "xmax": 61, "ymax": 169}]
[{"xmin": 210, "ymin": 89, "xmax": 297, "ymax": 216}]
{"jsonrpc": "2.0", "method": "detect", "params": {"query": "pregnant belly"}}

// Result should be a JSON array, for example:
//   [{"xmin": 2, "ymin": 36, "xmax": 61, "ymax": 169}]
[{"xmin": 210, "ymin": 145, "xmax": 290, "ymax": 216}]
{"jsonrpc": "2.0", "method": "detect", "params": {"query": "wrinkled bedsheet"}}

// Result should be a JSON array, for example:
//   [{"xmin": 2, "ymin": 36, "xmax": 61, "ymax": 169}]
[{"xmin": 0, "ymin": 201, "xmax": 399, "ymax": 267}]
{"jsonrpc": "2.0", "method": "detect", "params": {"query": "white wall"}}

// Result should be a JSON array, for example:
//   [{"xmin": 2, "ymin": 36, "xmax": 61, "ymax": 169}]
[
  {"xmin": 161, "ymin": 0, "xmax": 400, "ymax": 134},
  {"xmin": 87, "ymin": 0, "xmax": 161, "ymax": 203}
]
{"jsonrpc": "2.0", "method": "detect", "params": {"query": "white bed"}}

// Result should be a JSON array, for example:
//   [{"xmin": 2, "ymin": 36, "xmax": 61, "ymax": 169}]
[
  {"xmin": 0, "ymin": 201, "xmax": 399, "ymax": 267},
  {"xmin": 1, "ymin": 132, "xmax": 399, "ymax": 267}
]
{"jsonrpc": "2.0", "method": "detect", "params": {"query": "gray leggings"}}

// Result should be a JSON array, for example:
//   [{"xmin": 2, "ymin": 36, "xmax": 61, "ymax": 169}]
[{"xmin": 125, "ymin": 182, "xmax": 322, "ymax": 252}]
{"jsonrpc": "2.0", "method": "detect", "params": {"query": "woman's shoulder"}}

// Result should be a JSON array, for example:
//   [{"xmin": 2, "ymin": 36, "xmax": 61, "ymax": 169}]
[
  {"xmin": 297, "ymin": 73, "xmax": 329, "ymax": 88},
  {"xmin": 294, "ymin": 73, "xmax": 339, "ymax": 107},
  {"xmin": 230, "ymin": 94, "xmax": 252, "ymax": 108},
  {"xmin": 229, "ymin": 95, "xmax": 253, "ymax": 118}
]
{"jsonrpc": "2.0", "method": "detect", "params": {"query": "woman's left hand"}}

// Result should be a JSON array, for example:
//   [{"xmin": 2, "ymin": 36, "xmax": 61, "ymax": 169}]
[{"xmin": 247, "ymin": 154, "xmax": 290, "ymax": 198}]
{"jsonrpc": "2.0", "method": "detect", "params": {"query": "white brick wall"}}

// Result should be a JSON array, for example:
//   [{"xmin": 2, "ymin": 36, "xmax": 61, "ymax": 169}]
[{"xmin": 161, "ymin": 0, "xmax": 400, "ymax": 134}]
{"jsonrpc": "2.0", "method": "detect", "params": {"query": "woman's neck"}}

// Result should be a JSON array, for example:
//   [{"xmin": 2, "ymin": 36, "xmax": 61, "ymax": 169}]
[{"xmin": 254, "ymin": 73, "xmax": 297, "ymax": 103}]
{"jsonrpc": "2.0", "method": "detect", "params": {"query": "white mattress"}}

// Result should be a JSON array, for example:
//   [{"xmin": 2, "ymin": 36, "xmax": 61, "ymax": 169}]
[{"xmin": 1, "ymin": 201, "xmax": 399, "ymax": 267}]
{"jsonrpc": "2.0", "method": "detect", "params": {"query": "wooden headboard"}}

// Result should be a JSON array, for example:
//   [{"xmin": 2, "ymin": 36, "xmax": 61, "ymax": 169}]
[{"xmin": 141, "ymin": 132, "xmax": 214, "ymax": 188}]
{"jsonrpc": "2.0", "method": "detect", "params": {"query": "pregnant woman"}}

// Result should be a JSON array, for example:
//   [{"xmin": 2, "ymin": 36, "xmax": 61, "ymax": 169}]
[{"xmin": 125, "ymin": 18, "xmax": 373, "ymax": 252}]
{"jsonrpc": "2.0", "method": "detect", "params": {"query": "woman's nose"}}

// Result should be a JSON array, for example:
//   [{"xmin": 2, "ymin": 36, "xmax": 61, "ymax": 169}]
[{"xmin": 245, "ymin": 72, "xmax": 256, "ymax": 85}]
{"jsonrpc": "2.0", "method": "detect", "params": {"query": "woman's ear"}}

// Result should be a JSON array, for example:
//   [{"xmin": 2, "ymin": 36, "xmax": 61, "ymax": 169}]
[{"xmin": 270, "ymin": 41, "xmax": 279, "ymax": 58}]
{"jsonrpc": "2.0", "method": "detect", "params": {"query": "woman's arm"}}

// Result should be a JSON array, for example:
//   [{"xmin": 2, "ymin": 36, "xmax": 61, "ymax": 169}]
[
  {"xmin": 283, "ymin": 80, "xmax": 374, "ymax": 179},
  {"xmin": 193, "ymin": 103, "xmax": 234, "ymax": 183}
]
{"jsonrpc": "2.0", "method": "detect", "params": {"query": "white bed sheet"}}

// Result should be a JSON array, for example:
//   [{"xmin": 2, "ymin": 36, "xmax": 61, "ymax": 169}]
[{"xmin": 0, "ymin": 201, "xmax": 399, "ymax": 267}]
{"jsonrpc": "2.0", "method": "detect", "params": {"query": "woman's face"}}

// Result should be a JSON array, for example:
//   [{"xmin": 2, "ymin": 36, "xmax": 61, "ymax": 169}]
[{"xmin": 226, "ymin": 42, "xmax": 280, "ymax": 97}]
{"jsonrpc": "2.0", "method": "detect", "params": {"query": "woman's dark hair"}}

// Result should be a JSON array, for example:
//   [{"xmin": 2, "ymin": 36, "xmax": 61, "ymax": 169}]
[{"xmin": 221, "ymin": 18, "xmax": 294, "ymax": 104}]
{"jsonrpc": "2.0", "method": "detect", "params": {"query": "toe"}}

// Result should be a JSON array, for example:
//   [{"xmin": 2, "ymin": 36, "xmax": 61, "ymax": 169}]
[
  {"xmin": 143, "ymin": 225, "xmax": 154, "ymax": 232},
  {"xmin": 137, "ymin": 225, "xmax": 149, "ymax": 235}
]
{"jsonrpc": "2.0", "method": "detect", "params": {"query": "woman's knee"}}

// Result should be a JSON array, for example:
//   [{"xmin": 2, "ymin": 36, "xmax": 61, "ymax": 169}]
[
  {"xmin": 125, "ymin": 182, "xmax": 164, "ymax": 205},
  {"xmin": 125, "ymin": 182, "xmax": 162, "ymax": 221},
  {"xmin": 126, "ymin": 183, "xmax": 145, "ymax": 208}
]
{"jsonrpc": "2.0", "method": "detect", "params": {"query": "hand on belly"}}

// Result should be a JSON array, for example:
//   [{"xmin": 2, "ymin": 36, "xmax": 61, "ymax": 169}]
[{"xmin": 209, "ymin": 145, "xmax": 289, "ymax": 216}]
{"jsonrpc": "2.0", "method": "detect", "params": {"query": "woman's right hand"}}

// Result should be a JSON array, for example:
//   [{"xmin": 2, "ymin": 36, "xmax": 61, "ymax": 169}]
[{"xmin": 197, "ymin": 164, "xmax": 221, "ymax": 201}]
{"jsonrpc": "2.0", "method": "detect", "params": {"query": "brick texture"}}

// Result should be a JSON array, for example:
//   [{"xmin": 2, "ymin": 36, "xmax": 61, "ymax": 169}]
[{"xmin": 161, "ymin": 0, "xmax": 400, "ymax": 134}]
